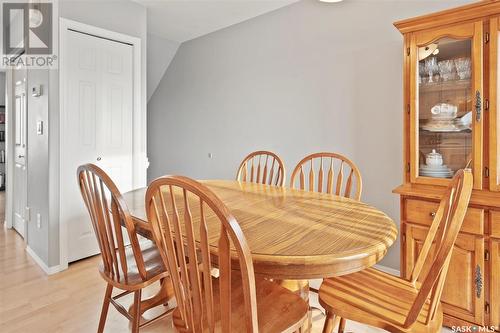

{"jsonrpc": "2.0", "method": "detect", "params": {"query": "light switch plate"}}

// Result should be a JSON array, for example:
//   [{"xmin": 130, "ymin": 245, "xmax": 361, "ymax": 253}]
[{"xmin": 37, "ymin": 120, "xmax": 43, "ymax": 135}]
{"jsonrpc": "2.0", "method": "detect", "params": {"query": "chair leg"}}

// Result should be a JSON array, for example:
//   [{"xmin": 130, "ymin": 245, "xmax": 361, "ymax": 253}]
[
  {"xmin": 338, "ymin": 317, "xmax": 346, "ymax": 333},
  {"xmin": 322, "ymin": 311, "xmax": 336, "ymax": 333},
  {"xmin": 131, "ymin": 290, "xmax": 142, "ymax": 333},
  {"xmin": 98, "ymin": 283, "xmax": 113, "ymax": 333}
]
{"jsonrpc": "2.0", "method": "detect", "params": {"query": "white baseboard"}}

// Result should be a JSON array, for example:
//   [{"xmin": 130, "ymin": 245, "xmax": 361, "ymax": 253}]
[
  {"xmin": 374, "ymin": 264, "xmax": 401, "ymax": 277},
  {"xmin": 26, "ymin": 246, "xmax": 64, "ymax": 275}
]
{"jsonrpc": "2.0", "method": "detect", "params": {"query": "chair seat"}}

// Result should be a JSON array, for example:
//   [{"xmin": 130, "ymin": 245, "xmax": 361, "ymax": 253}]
[
  {"xmin": 99, "ymin": 241, "xmax": 168, "ymax": 290},
  {"xmin": 319, "ymin": 268, "xmax": 443, "ymax": 333},
  {"xmin": 173, "ymin": 272, "xmax": 309, "ymax": 333}
]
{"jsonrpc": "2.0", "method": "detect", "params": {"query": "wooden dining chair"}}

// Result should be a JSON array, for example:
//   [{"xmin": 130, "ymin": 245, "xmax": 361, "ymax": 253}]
[
  {"xmin": 319, "ymin": 169, "xmax": 473, "ymax": 333},
  {"xmin": 77, "ymin": 164, "xmax": 174, "ymax": 333},
  {"xmin": 290, "ymin": 152, "xmax": 362, "ymax": 200},
  {"xmin": 146, "ymin": 175, "xmax": 309, "ymax": 332},
  {"xmin": 289, "ymin": 152, "xmax": 362, "ymax": 299},
  {"xmin": 236, "ymin": 151, "xmax": 286, "ymax": 187}
]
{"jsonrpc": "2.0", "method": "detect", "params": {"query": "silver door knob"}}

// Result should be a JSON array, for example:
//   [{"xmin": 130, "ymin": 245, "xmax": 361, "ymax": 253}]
[
  {"xmin": 18, "ymin": 155, "xmax": 24, "ymax": 158},
  {"xmin": 97, "ymin": 157, "xmax": 101, "ymax": 161}
]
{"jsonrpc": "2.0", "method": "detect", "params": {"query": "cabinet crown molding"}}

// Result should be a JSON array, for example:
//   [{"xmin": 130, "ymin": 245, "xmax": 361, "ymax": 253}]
[{"xmin": 394, "ymin": 1, "xmax": 500, "ymax": 34}]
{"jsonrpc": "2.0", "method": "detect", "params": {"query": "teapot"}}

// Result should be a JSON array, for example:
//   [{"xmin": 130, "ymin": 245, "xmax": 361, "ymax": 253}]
[{"xmin": 426, "ymin": 149, "xmax": 443, "ymax": 167}]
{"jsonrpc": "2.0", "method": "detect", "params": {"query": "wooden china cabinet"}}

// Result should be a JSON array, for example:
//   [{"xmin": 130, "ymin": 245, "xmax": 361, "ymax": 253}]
[{"xmin": 393, "ymin": 1, "xmax": 500, "ymax": 329}]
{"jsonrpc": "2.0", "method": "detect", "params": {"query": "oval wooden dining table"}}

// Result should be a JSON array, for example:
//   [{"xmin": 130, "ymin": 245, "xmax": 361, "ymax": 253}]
[{"xmin": 122, "ymin": 179, "xmax": 398, "ymax": 330}]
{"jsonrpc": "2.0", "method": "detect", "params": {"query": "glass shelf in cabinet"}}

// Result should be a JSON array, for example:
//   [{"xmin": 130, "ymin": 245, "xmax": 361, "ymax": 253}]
[
  {"xmin": 419, "ymin": 128, "xmax": 472, "ymax": 134},
  {"xmin": 419, "ymin": 79, "xmax": 471, "ymax": 93}
]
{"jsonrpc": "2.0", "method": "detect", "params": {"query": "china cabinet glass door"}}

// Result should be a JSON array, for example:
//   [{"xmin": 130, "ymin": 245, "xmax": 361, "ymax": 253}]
[
  {"xmin": 410, "ymin": 21, "xmax": 483, "ymax": 189},
  {"xmin": 490, "ymin": 17, "xmax": 500, "ymax": 192}
]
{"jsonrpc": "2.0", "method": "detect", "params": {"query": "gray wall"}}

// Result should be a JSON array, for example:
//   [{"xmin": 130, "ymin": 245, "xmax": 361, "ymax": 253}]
[
  {"xmin": 25, "ymin": 0, "xmax": 148, "ymax": 268},
  {"xmin": 147, "ymin": 34, "xmax": 179, "ymax": 101},
  {"xmin": 27, "ymin": 70, "xmax": 50, "ymax": 264},
  {"xmin": 148, "ymin": 0, "xmax": 473, "ymax": 270}
]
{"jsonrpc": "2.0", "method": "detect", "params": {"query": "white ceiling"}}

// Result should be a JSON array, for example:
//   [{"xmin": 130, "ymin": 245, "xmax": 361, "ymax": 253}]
[{"xmin": 134, "ymin": 0, "xmax": 299, "ymax": 43}]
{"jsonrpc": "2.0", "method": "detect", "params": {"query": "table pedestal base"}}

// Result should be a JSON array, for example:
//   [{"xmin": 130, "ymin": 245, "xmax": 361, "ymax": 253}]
[
  {"xmin": 276, "ymin": 279, "xmax": 312, "ymax": 332},
  {"xmin": 323, "ymin": 314, "xmax": 344, "ymax": 333}
]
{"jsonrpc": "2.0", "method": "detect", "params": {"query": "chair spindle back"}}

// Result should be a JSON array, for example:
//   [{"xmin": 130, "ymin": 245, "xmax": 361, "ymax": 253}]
[
  {"xmin": 236, "ymin": 151, "xmax": 285, "ymax": 187},
  {"xmin": 77, "ymin": 164, "xmax": 148, "ymax": 283},
  {"xmin": 146, "ymin": 175, "xmax": 258, "ymax": 333},
  {"xmin": 290, "ymin": 152, "xmax": 362, "ymax": 200}
]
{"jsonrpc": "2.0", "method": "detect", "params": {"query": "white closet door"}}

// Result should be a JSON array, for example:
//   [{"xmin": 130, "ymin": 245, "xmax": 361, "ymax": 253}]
[
  {"xmin": 62, "ymin": 29, "xmax": 133, "ymax": 262},
  {"xmin": 13, "ymin": 70, "xmax": 27, "ymax": 238}
]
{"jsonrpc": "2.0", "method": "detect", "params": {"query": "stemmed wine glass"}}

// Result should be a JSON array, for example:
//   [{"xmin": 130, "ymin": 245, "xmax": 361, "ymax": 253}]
[
  {"xmin": 454, "ymin": 57, "xmax": 471, "ymax": 80},
  {"xmin": 424, "ymin": 57, "xmax": 438, "ymax": 83},
  {"xmin": 438, "ymin": 60, "xmax": 454, "ymax": 81},
  {"xmin": 418, "ymin": 62, "xmax": 425, "ymax": 84}
]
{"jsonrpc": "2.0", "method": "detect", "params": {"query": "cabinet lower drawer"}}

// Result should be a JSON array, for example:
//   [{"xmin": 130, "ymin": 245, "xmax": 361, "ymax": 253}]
[{"xmin": 404, "ymin": 199, "xmax": 484, "ymax": 235}]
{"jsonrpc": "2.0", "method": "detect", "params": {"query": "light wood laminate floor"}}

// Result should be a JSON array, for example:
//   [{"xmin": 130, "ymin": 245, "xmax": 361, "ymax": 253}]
[{"xmin": 0, "ymin": 220, "xmax": 452, "ymax": 332}]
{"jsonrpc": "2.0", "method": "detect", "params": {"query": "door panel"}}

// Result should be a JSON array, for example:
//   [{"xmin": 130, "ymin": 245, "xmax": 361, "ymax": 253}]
[
  {"xmin": 100, "ymin": 39, "xmax": 133, "ymax": 193},
  {"xmin": 491, "ymin": 239, "xmax": 500, "ymax": 328},
  {"xmin": 78, "ymin": 82, "xmax": 97, "ymax": 147},
  {"xmin": 405, "ymin": 224, "xmax": 484, "ymax": 325},
  {"xmin": 13, "ymin": 164, "xmax": 26, "ymax": 236},
  {"xmin": 489, "ymin": 17, "xmax": 500, "ymax": 191},
  {"xmin": 12, "ymin": 69, "xmax": 27, "ymax": 237},
  {"xmin": 409, "ymin": 21, "xmax": 483, "ymax": 189},
  {"xmin": 61, "ymin": 29, "xmax": 133, "ymax": 262}
]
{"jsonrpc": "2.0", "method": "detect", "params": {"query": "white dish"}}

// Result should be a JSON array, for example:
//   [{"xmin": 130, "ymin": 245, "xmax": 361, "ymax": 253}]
[
  {"xmin": 420, "ymin": 117, "xmax": 471, "ymax": 132},
  {"xmin": 420, "ymin": 164, "xmax": 450, "ymax": 170},
  {"xmin": 458, "ymin": 111, "xmax": 472, "ymax": 126},
  {"xmin": 420, "ymin": 171, "xmax": 453, "ymax": 175},
  {"xmin": 419, "ymin": 165, "xmax": 453, "ymax": 177},
  {"xmin": 421, "ymin": 123, "xmax": 470, "ymax": 132},
  {"xmin": 421, "ymin": 175, "xmax": 453, "ymax": 178},
  {"xmin": 420, "ymin": 165, "xmax": 452, "ymax": 170},
  {"xmin": 430, "ymin": 114, "xmax": 457, "ymax": 121},
  {"xmin": 420, "ymin": 172, "xmax": 452, "ymax": 176},
  {"xmin": 420, "ymin": 173, "xmax": 453, "ymax": 178},
  {"xmin": 420, "ymin": 169, "xmax": 452, "ymax": 173},
  {"xmin": 419, "ymin": 170, "xmax": 453, "ymax": 175}
]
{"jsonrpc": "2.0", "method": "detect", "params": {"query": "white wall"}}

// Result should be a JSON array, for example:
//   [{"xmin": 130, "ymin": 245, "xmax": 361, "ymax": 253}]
[
  {"xmin": 147, "ymin": 34, "xmax": 179, "ymax": 101},
  {"xmin": 148, "ymin": 0, "xmax": 473, "ymax": 270}
]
